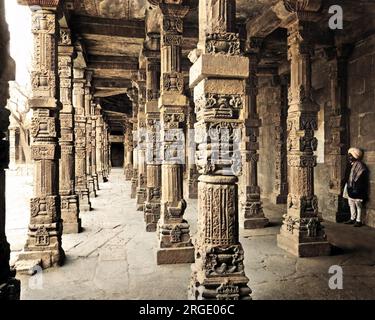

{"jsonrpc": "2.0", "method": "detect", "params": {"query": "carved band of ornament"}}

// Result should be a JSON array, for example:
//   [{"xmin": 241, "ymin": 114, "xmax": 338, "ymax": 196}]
[
  {"xmin": 163, "ymin": 16, "xmax": 183, "ymax": 34},
  {"xmin": 30, "ymin": 196, "xmax": 58, "ymax": 220},
  {"xmin": 0, "ymin": 140, "xmax": 10, "ymax": 169},
  {"xmin": 31, "ymin": 69, "xmax": 56, "ymax": 94},
  {"xmin": 287, "ymin": 155, "xmax": 317, "ymax": 167},
  {"xmin": 31, "ymin": 144, "xmax": 56, "ymax": 160},
  {"xmin": 31, "ymin": 117, "xmax": 57, "ymax": 138},
  {"xmin": 206, "ymin": 33, "xmax": 241, "ymax": 56},
  {"xmin": 163, "ymin": 72, "xmax": 184, "ymax": 93},
  {"xmin": 59, "ymin": 29, "xmax": 71, "ymax": 46},
  {"xmin": 32, "ymin": 12, "xmax": 56, "ymax": 34},
  {"xmin": 204, "ymin": 245, "xmax": 245, "ymax": 277},
  {"xmin": 199, "ymin": 183, "xmax": 237, "ymax": 245},
  {"xmin": 146, "ymin": 89, "xmax": 160, "ymax": 101},
  {"xmin": 163, "ymin": 34, "xmax": 182, "ymax": 46}
]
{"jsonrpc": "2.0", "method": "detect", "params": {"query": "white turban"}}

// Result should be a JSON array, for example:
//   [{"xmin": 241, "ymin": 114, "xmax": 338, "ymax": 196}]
[{"xmin": 348, "ymin": 147, "xmax": 364, "ymax": 160}]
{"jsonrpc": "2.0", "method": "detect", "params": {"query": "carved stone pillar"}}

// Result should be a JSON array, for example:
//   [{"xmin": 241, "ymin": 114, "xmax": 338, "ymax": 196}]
[
  {"xmin": 73, "ymin": 68, "xmax": 91, "ymax": 212},
  {"xmin": 7, "ymin": 127, "xmax": 17, "ymax": 169},
  {"xmin": 131, "ymin": 124, "xmax": 138, "ymax": 199},
  {"xmin": 189, "ymin": 0, "xmax": 251, "ymax": 300},
  {"xmin": 186, "ymin": 98, "xmax": 198, "ymax": 199},
  {"xmin": 91, "ymin": 108, "xmax": 99, "ymax": 191},
  {"xmin": 58, "ymin": 28, "xmax": 81, "ymax": 234},
  {"xmin": 102, "ymin": 121, "xmax": 110, "ymax": 181},
  {"xmin": 124, "ymin": 122, "xmax": 133, "ymax": 181},
  {"xmin": 242, "ymin": 38, "xmax": 269, "ymax": 229},
  {"xmin": 95, "ymin": 109, "xmax": 104, "ymax": 183},
  {"xmin": 143, "ymin": 35, "xmax": 162, "ymax": 232},
  {"xmin": 84, "ymin": 73, "xmax": 96, "ymax": 197},
  {"xmin": 325, "ymin": 45, "xmax": 352, "ymax": 222},
  {"xmin": 156, "ymin": 1, "xmax": 194, "ymax": 265},
  {"xmin": 0, "ymin": 0, "xmax": 20, "ymax": 295},
  {"xmin": 16, "ymin": 3, "xmax": 65, "ymax": 269},
  {"xmin": 136, "ymin": 71, "xmax": 147, "ymax": 211},
  {"xmin": 277, "ymin": 3, "xmax": 331, "ymax": 257},
  {"xmin": 273, "ymin": 74, "xmax": 289, "ymax": 204}
]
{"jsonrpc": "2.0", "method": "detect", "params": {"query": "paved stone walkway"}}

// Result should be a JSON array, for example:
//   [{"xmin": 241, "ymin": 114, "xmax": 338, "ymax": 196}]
[{"xmin": 5, "ymin": 168, "xmax": 375, "ymax": 300}]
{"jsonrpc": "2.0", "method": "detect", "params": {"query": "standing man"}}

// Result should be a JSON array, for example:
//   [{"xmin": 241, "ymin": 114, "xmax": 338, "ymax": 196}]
[{"xmin": 344, "ymin": 148, "xmax": 369, "ymax": 227}]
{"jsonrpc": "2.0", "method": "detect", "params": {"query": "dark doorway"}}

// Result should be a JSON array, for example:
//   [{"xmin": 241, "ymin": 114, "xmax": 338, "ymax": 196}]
[{"xmin": 111, "ymin": 142, "xmax": 124, "ymax": 168}]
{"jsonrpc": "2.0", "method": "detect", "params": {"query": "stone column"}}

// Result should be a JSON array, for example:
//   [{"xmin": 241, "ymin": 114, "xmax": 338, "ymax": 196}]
[
  {"xmin": 136, "ymin": 71, "xmax": 147, "ymax": 211},
  {"xmin": 325, "ymin": 45, "xmax": 352, "ymax": 222},
  {"xmin": 242, "ymin": 38, "xmax": 269, "ymax": 229},
  {"xmin": 124, "ymin": 122, "xmax": 134, "ymax": 181},
  {"xmin": 0, "ymin": 0, "xmax": 20, "ymax": 294},
  {"xmin": 16, "ymin": 3, "xmax": 65, "ymax": 269},
  {"xmin": 84, "ymin": 73, "xmax": 96, "ymax": 197},
  {"xmin": 91, "ymin": 107, "xmax": 99, "ymax": 191},
  {"xmin": 273, "ymin": 74, "xmax": 289, "ymax": 204},
  {"xmin": 189, "ymin": 0, "xmax": 251, "ymax": 300},
  {"xmin": 102, "ymin": 121, "xmax": 110, "ymax": 181},
  {"xmin": 277, "ymin": 2, "xmax": 331, "ymax": 257},
  {"xmin": 143, "ymin": 35, "xmax": 162, "ymax": 232},
  {"xmin": 155, "ymin": 1, "xmax": 194, "ymax": 265},
  {"xmin": 73, "ymin": 68, "xmax": 91, "ymax": 211},
  {"xmin": 58, "ymin": 28, "xmax": 81, "ymax": 234},
  {"xmin": 128, "ymin": 87, "xmax": 139, "ymax": 198},
  {"xmin": 186, "ymin": 97, "xmax": 198, "ymax": 199},
  {"xmin": 95, "ymin": 108, "xmax": 104, "ymax": 183}
]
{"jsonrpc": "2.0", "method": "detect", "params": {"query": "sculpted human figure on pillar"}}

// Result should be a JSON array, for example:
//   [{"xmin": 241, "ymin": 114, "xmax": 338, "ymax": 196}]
[
  {"xmin": 0, "ymin": 0, "xmax": 20, "ymax": 297},
  {"xmin": 189, "ymin": 0, "xmax": 251, "ymax": 300},
  {"xmin": 277, "ymin": 0, "xmax": 331, "ymax": 257},
  {"xmin": 143, "ymin": 33, "xmax": 162, "ymax": 232},
  {"xmin": 242, "ymin": 37, "xmax": 269, "ymax": 229},
  {"xmin": 73, "ymin": 66, "xmax": 91, "ymax": 212},
  {"xmin": 58, "ymin": 27, "xmax": 81, "ymax": 234},
  {"xmin": 16, "ymin": 0, "xmax": 65, "ymax": 270}
]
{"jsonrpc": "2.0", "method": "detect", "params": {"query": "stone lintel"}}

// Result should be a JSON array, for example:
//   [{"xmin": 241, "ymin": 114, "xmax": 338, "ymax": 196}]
[{"xmin": 189, "ymin": 54, "xmax": 249, "ymax": 88}]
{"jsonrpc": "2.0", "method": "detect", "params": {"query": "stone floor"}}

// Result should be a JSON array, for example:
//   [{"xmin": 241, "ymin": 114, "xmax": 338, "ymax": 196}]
[{"xmin": 5, "ymin": 168, "xmax": 375, "ymax": 300}]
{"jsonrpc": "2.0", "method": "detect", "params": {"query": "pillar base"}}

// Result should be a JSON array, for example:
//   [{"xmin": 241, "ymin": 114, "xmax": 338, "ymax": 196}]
[
  {"xmin": 61, "ymin": 195, "xmax": 81, "ymax": 234},
  {"xmin": 0, "ymin": 277, "xmax": 21, "ymax": 300},
  {"xmin": 131, "ymin": 179, "xmax": 138, "ymax": 199},
  {"xmin": 88, "ymin": 178, "xmax": 96, "ymax": 197},
  {"xmin": 157, "ymin": 246, "xmax": 195, "ymax": 265},
  {"xmin": 93, "ymin": 174, "xmax": 99, "ymax": 191},
  {"xmin": 77, "ymin": 188, "xmax": 91, "ymax": 212},
  {"xmin": 277, "ymin": 231, "xmax": 331, "ymax": 258},
  {"xmin": 136, "ymin": 189, "xmax": 146, "ymax": 211},
  {"xmin": 63, "ymin": 220, "xmax": 82, "ymax": 234},
  {"xmin": 189, "ymin": 244, "xmax": 251, "ymax": 300},
  {"xmin": 244, "ymin": 217, "xmax": 269, "ymax": 229},
  {"xmin": 144, "ymin": 203, "xmax": 160, "ymax": 232},
  {"xmin": 16, "ymin": 248, "xmax": 65, "ymax": 271}
]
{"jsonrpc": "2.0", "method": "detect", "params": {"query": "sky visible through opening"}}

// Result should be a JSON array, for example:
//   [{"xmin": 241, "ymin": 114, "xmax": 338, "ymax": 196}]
[{"xmin": 5, "ymin": 1, "xmax": 33, "ymax": 90}]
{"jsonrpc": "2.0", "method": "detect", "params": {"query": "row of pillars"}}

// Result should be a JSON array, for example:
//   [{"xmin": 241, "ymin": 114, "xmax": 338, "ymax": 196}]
[
  {"xmin": 12, "ymin": 5, "xmax": 112, "ymax": 272},
  {"xmin": 0, "ymin": 0, "xmax": 352, "ymax": 300},
  {"xmin": 121, "ymin": 0, "xmax": 338, "ymax": 300}
]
